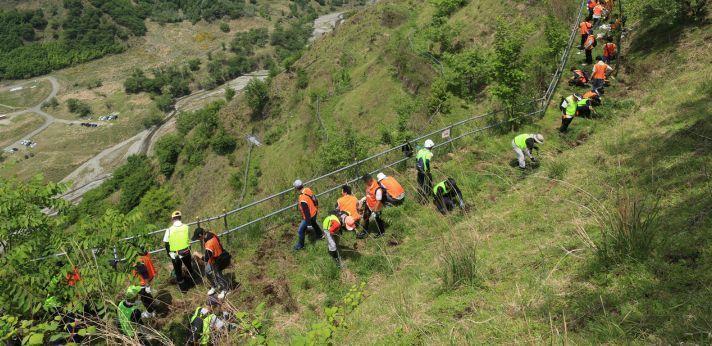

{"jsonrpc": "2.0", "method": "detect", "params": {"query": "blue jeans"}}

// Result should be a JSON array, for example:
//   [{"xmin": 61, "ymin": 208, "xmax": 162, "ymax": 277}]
[
  {"xmin": 295, "ymin": 217, "xmax": 321, "ymax": 249},
  {"xmin": 205, "ymin": 263, "xmax": 229, "ymax": 291}
]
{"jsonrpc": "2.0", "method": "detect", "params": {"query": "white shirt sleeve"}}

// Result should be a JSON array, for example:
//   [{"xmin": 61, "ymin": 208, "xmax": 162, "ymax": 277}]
[
  {"xmin": 375, "ymin": 188, "xmax": 383, "ymax": 201},
  {"xmin": 163, "ymin": 229, "xmax": 170, "ymax": 243}
]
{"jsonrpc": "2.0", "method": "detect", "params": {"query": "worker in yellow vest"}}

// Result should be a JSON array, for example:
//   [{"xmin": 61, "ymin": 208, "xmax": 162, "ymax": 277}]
[
  {"xmin": 163, "ymin": 210, "xmax": 197, "ymax": 291},
  {"xmin": 512, "ymin": 134, "xmax": 544, "ymax": 169}
]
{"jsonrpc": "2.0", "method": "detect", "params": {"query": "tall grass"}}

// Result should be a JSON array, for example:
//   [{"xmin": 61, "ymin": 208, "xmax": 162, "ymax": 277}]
[
  {"xmin": 596, "ymin": 197, "xmax": 660, "ymax": 264},
  {"xmin": 439, "ymin": 242, "xmax": 480, "ymax": 290}
]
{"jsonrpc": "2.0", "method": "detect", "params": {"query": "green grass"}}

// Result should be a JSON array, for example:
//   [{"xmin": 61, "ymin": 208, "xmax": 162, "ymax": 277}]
[
  {"xmin": 0, "ymin": 79, "xmax": 52, "ymax": 109},
  {"xmin": 0, "ymin": 113, "xmax": 44, "ymax": 148}
]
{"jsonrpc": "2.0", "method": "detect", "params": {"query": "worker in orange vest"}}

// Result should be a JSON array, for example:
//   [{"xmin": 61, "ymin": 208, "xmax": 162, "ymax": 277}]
[
  {"xmin": 132, "ymin": 249, "xmax": 157, "ymax": 313},
  {"xmin": 592, "ymin": 2, "xmax": 605, "ymax": 27},
  {"xmin": 578, "ymin": 19, "xmax": 592, "ymax": 49},
  {"xmin": 591, "ymin": 56, "xmax": 613, "ymax": 90},
  {"xmin": 193, "ymin": 227, "xmax": 231, "ymax": 299},
  {"xmin": 568, "ymin": 66, "xmax": 590, "ymax": 86},
  {"xmin": 376, "ymin": 173, "xmax": 405, "ymax": 206},
  {"xmin": 583, "ymin": 33, "xmax": 598, "ymax": 65},
  {"xmin": 336, "ymin": 185, "xmax": 361, "ymax": 225},
  {"xmin": 587, "ymin": 0, "xmax": 598, "ymax": 20},
  {"xmin": 602, "ymin": 38, "xmax": 617, "ymax": 64},
  {"xmin": 583, "ymin": 88, "xmax": 602, "ymax": 107},
  {"xmin": 357, "ymin": 174, "xmax": 385, "ymax": 239},
  {"xmin": 293, "ymin": 180, "xmax": 323, "ymax": 250}
]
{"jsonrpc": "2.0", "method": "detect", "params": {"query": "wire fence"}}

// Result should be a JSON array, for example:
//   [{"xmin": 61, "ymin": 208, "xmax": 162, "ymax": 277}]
[{"xmin": 38, "ymin": 1, "xmax": 585, "ymax": 263}]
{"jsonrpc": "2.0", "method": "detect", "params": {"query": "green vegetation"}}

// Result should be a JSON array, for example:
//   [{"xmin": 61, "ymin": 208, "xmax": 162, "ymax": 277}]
[
  {"xmin": 0, "ymin": 80, "xmax": 52, "ymax": 109},
  {"xmin": 66, "ymin": 98, "xmax": 92, "ymax": 117}
]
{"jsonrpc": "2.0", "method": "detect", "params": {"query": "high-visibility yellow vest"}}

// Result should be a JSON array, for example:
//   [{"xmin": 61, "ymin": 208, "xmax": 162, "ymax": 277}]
[
  {"xmin": 322, "ymin": 214, "xmax": 340, "ymax": 232},
  {"xmin": 514, "ymin": 134, "xmax": 531, "ymax": 150},
  {"xmin": 118, "ymin": 301, "xmax": 138, "ymax": 337},
  {"xmin": 190, "ymin": 307, "xmax": 216, "ymax": 345},
  {"xmin": 168, "ymin": 224, "xmax": 190, "ymax": 251},
  {"xmin": 433, "ymin": 181, "xmax": 448, "ymax": 195}
]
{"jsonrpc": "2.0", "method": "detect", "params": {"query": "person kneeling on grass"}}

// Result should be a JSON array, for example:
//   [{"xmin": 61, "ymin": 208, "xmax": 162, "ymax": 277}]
[
  {"xmin": 322, "ymin": 210, "xmax": 357, "ymax": 268},
  {"xmin": 357, "ymin": 174, "xmax": 386, "ymax": 239},
  {"xmin": 512, "ymin": 133, "xmax": 544, "ymax": 169},
  {"xmin": 433, "ymin": 178, "xmax": 465, "ymax": 215}
]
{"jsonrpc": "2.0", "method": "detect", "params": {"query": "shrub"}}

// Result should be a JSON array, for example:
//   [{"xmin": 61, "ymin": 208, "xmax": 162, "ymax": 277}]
[
  {"xmin": 154, "ymin": 93, "xmax": 174, "ymax": 112},
  {"xmin": 219, "ymin": 22, "xmax": 230, "ymax": 32},
  {"xmin": 244, "ymin": 79, "xmax": 269, "ymax": 117},
  {"xmin": 296, "ymin": 68, "xmax": 308, "ymax": 89},
  {"xmin": 114, "ymin": 155, "xmax": 156, "ymax": 213},
  {"xmin": 135, "ymin": 186, "xmax": 175, "ymax": 223},
  {"xmin": 187, "ymin": 58, "xmax": 201, "ymax": 71},
  {"xmin": 443, "ymin": 48, "xmax": 491, "ymax": 98},
  {"xmin": 428, "ymin": 77, "xmax": 451, "ymax": 115},
  {"xmin": 142, "ymin": 112, "xmax": 163, "ymax": 129},
  {"xmin": 211, "ymin": 130, "xmax": 237, "ymax": 155},
  {"xmin": 228, "ymin": 171, "xmax": 243, "ymax": 193},
  {"xmin": 66, "ymin": 98, "xmax": 92, "ymax": 117},
  {"xmin": 430, "ymin": 0, "xmax": 467, "ymax": 19},
  {"xmin": 439, "ymin": 242, "xmax": 480, "ymax": 290},
  {"xmin": 42, "ymin": 97, "xmax": 59, "ymax": 109},
  {"xmin": 225, "ymin": 86, "xmax": 236, "ymax": 101},
  {"xmin": 154, "ymin": 134, "xmax": 184, "ymax": 177}
]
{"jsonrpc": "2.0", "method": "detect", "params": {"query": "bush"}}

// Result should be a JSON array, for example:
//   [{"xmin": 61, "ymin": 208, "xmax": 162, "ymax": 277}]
[
  {"xmin": 154, "ymin": 134, "xmax": 184, "ymax": 177},
  {"xmin": 225, "ymin": 86, "xmax": 236, "ymax": 101},
  {"xmin": 142, "ymin": 112, "xmax": 163, "ymax": 129},
  {"xmin": 439, "ymin": 242, "xmax": 480, "ymax": 290},
  {"xmin": 187, "ymin": 58, "xmax": 201, "ymax": 71},
  {"xmin": 135, "ymin": 186, "xmax": 175, "ymax": 223},
  {"xmin": 443, "ymin": 48, "xmax": 491, "ymax": 98},
  {"xmin": 296, "ymin": 68, "xmax": 308, "ymax": 89},
  {"xmin": 244, "ymin": 79, "xmax": 269, "ymax": 117},
  {"xmin": 430, "ymin": 0, "xmax": 467, "ymax": 19},
  {"xmin": 228, "ymin": 171, "xmax": 243, "ymax": 193},
  {"xmin": 219, "ymin": 22, "xmax": 230, "ymax": 32},
  {"xmin": 154, "ymin": 93, "xmax": 174, "ymax": 112},
  {"xmin": 113, "ymin": 155, "xmax": 156, "ymax": 213},
  {"xmin": 42, "ymin": 97, "xmax": 59, "ymax": 109},
  {"xmin": 66, "ymin": 98, "xmax": 92, "ymax": 117},
  {"xmin": 211, "ymin": 130, "xmax": 237, "ymax": 155},
  {"xmin": 428, "ymin": 77, "xmax": 451, "ymax": 115}
]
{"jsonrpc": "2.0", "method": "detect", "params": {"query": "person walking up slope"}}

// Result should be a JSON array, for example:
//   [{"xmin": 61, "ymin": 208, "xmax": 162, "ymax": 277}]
[
  {"xmin": 293, "ymin": 180, "xmax": 323, "ymax": 250},
  {"xmin": 512, "ymin": 134, "xmax": 544, "ymax": 169},
  {"xmin": 163, "ymin": 211, "xmax": 197, "ymax": 291},
  {"xmin": 416, "ymin": 139, "xmax": 435, "ymax": 202}
]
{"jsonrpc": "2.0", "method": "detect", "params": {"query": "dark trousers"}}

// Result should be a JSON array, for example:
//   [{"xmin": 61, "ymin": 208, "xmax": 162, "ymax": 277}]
[
  {"xmin": 434, "ymin": 192, "xmax": 465, "ymax": 214},
  {"xmin": 139, "ymin": 287, "xmax": 155, "ymax": 313},
  {"xmin": 592, "ymin": 78, "xmax": 605, "ymax": 90},
  {"xmin": 172, "ymin": 250, "xmax": 196, "ymax": 285},
  {"xmin": 296, "ymin": 216, "xmax": 322, "ymax": 249},
  {"xmin": 587, "ymin": 8, "xmax": 593, "ymax": 20},
  {"xmin": 417, "ymin": 171, "xmax": 432, "ymax": 201},
  {"xmin": 585, "ymin": 49, "xmax": 593, "ymax": 64},
  {"xmin": 362, "ymin": 208, "xmax": 385, "ymax": 235},
  {"xmin": 384, "ymin": 194, "xmax": 404, "ymax": 206},
  {"xmin": 205, "ymin": 262, "xmax": 229, "ymax": 291},
  {"xmin": 560, "ymin": 117, "xmax": 574, "ymax": 132},
  {"xmin": 580, "ymin": 34, "xmax": 588, "ymax": 48}
]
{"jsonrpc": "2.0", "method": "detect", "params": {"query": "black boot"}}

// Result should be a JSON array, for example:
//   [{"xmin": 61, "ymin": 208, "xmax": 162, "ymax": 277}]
[{"xmin": 328, "ymin": 250, "xmax": 341, "ymax": 268}]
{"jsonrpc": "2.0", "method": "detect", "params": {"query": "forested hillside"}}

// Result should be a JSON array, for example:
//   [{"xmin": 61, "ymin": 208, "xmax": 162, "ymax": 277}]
[
  {"xmin": 1, "ymin": 0, "xmax": 710, "ymax": 344},
  {"xmin": 0, "ymin": 0, "xmax": 267, "ymax": 79}
]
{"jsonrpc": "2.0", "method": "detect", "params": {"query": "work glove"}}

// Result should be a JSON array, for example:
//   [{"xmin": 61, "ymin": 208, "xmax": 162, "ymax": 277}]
[
  {"xmin": 141, "ymin": 311, "xmax": 155, "ymax": 319},
  {"xmin": 169, "ymin": 252, "xmax": 177, "ymax": 260},
  {"xmin": 143, "ymin": 286, "xmax": 152, "ymax": 294}
]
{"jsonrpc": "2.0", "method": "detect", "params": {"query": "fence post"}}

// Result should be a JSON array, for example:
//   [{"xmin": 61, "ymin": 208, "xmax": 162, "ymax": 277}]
[
  {"xmin": 112, "ymin": 246, "xmax": 119, "ymax": 269},
  {"xmin": 223, "ymin": 209, "xmax": 228, "ymax": 232}
]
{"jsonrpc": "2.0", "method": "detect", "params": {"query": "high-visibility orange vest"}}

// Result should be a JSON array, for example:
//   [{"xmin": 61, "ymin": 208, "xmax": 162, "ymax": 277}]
[
  {"xmin": 593, "ymin": 4, "xmax": 604, "ymax": 15},
  {"xmin": 204, "ymin": 235, "xmax": 223, "ymax": 265},
  {"xmin": 603, "ymin": 42, "xmax": 617, "ymax": 57},
  {"xmin": 579, "ymin": 21, "xmax": 591, "ymax": 35},
  {"xmin": 298, "ymin": 188, "xmax": 318, "ymax": 219},
  {"xmin": 593, "ymin": 62, "xmax": 609, "ymax": 79},
  {"xmin": 365, "ymin": 181, "xmax": 383, "ymax": 212},
  {"xmin": 583, "ymin": 90, "xmax": 597, "ymax": 99},
  {"xmin": 379, "ymin": 177, "xmax": 405, "ymax": 199},
  {"xmin": 337, "ymin": 194, "xmax": 361, "ymax": 221},
  {"xmin": 574, "ymin": 70, "xmax": 587, "ymax": 83},
  {"xmin": 132, "ymin": 254, "xmax": 156, "ymax": 286},
  {"xmin": 584, "ymin": 35, "xmax": 596, "ymax": 50}
]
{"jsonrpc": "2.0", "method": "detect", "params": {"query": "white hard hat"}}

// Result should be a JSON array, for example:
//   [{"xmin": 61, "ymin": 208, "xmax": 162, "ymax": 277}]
[
  {"xmin": 293, "ymin": 179, "xmax": 303, "ymax": 189},
  {"xmin": 533, "ymin": 134, "xmax": 544, "ymax": 144},
  {"xmin": 376, "ymin": 173, "xmax": 386, "ymax": 182},
  {"xmin": 424, "ymin": 139, "xmax": 435, "ymax": 148}
]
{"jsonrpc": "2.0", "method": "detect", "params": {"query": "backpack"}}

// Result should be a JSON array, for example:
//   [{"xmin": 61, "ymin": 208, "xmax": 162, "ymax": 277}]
[{"xmin": 212, "ymin": 235, "xmax": 232, "ymax": 271}]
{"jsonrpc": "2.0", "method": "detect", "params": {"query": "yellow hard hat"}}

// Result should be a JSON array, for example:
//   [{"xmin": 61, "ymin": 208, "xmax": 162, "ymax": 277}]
[{"xmin": 171, "ymin": 210, "xmax": 182, "ymax": 218}]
